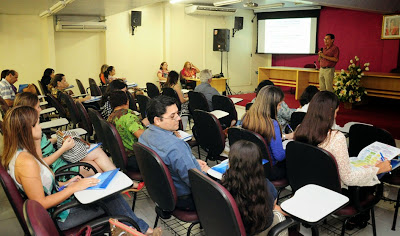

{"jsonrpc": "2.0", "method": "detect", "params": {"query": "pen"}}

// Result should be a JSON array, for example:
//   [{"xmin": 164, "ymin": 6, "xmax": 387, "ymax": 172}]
[
  {"xmin": 287, "ymin": 124, "xmax": 294, "ymax": 133},
  {"xmin": 57, "ymin": 179, "xmax": 78, "ymax": 191},
  {"xmin": 380, "ymin": 152, "xmax": 391, "ymax": 174}
]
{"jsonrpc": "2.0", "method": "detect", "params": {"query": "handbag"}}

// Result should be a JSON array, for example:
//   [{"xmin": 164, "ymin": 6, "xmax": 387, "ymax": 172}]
[
  {"xmin": 109, "ymin": 218, "xmax": 146, "ymax": 236},
  {"xmin": 56, "ymin": 130, "xmax": 90, "ymax": 163}
]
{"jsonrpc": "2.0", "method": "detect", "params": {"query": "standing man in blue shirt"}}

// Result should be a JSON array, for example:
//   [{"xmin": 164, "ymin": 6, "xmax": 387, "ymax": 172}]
[{"xmin": 139, "ymin": 95, "xmax": 210, "ymax": 210}]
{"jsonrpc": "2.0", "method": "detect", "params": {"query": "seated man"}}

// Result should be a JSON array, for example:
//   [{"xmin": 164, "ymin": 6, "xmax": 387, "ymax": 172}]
[
  {"xmin": 107, "ymin": 90, "xmax": 146, "ymax": 171},
  {"xmin": 194, "ymin": 69, "xmax": 220, "ymax": 110},
  {"xmin": 139, "ymin": 95, "xmax": 210, "ymax": 210},
  {"xmin": 0, "ymin": 70, "xmax": 18, "ymax": 107}
]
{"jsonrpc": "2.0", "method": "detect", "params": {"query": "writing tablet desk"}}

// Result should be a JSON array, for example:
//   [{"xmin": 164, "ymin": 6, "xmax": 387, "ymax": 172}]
[
  {"xmin": 74, "ymin": 171, "xmax": 133, "ymax": 204},
  {"xmin": 186, "ymin": 77, "xmax": 229, "ymax": 93},
  {"xmin": 281, "ymin": 184, "xmax": 349, "ymax": 236},
  {"xmin": 40, "ymin": 118, "xmax": 69, "ymax": 130}
]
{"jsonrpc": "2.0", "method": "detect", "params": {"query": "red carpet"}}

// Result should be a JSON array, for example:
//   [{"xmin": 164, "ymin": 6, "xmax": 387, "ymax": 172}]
[{"xmin": 230, "ymin": 87, "xmax": 400, "ymax": 139}]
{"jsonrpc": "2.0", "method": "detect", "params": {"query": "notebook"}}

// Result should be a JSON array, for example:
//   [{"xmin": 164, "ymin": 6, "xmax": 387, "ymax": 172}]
[{"xmin": 86, "ymin": 168, "xmax": 120, "ymax": 190}]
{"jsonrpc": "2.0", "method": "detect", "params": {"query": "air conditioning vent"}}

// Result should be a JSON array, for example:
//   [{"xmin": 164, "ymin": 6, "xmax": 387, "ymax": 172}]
[
  {"xmin": 56, "ymin": 21, "xmax": 107, "ymax": 32},
  {"xmin": 185, "ymin": 5, "xmax": 237, "ymax": 16}
]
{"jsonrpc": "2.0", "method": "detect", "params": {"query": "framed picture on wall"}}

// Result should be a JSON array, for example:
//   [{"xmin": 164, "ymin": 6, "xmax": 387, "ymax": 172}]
[{"xmin": 382, "ymin": 15, "xmax": 400, "ymax": 39}]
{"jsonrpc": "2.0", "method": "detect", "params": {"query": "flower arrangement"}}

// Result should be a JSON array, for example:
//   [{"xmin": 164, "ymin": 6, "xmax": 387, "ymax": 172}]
[{"xmin": 334, "ymin": 56, "xmax": 369, "ymax": 104}]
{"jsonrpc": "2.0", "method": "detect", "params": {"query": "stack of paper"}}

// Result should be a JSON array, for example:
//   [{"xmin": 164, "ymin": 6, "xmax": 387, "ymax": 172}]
[{"xmin": 210, "ymin": 110, "xmax": 229, "ymax": 119}]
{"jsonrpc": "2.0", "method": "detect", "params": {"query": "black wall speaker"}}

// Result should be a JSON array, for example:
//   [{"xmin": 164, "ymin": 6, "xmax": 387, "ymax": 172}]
[
  {"xmin": 234, "ymin": 17, "xmax": 243, "ymax": 30},
  {"xmin": 213, "ymin": 29, "xmax": 230, "ymax": 52},
  {"xmin": 131, "ymin": 11, "xmax": 142, "ymax": 27}
]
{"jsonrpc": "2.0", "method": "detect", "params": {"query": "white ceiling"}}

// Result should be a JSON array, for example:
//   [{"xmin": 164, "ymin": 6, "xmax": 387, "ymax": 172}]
[{"xmin": 0, "ymin": 0, "xmax": 399, "ymax": 17}]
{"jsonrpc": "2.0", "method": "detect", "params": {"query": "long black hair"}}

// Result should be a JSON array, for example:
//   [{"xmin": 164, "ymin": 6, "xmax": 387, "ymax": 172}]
[{"xmin": 221, "ymin": 140, "xmax": 273, "ymax": 235}]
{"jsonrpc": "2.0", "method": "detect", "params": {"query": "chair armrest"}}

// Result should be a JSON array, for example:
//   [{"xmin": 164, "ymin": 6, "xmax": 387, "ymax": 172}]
[
  {"xmin": 51, "ymin": 199, "xmax": 112, "ymax": 219},
  {"xmin": 347, "ymin": 183, "xmax": 383, "ymax": 211},
  {"xmin": 267, "ymin": 218, "xmax": 299, "ymax": 236},
  {"xmin": 55, "ymin": 162, "xmax": 98, "ymax": 175},
  {"xmin": 55, "ymin": 171, "xmax": 83, "ymax": 181}
]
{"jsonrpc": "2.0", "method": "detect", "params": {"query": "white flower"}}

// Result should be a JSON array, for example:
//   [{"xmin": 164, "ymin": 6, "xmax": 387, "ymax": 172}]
[
  {"xmin": 361, "ymin": 73, "xmax": 364, "ymax": 76},
  {"xmin": 355, "ymin": 56, "xmax": 358, "ymax": 59},
  {"xmin": 357, "ymin": 68, "xmax": 361, "ymax": 72},
  {"xmin": 341, "ymin": 69, "xmax": 345, "ymax": 73},
  {"xmin": 365, "ymin": 67, "xmax": 369, "ymax": 71},
  {"xmin": 352, "ymin": 63, "xmax": 356, "ymax": 67},
  {"xmin": 350, "ymin": 59, "xmax": 353, "ymax": 63},
  {"xmin": 358, "ymin": 75, "xmax": 361, "ymax": 78}
]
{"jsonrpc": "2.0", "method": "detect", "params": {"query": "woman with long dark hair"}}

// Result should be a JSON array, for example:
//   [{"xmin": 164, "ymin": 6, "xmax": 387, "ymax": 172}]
[
  {"xmin": 100, "ymin": 79, "xmax": 128, "ymax": 119},
  {"xmin": 2, "ymin": 106, "xmax": 154, "ymax": 233},
  {"xmin": 41, "ymin": 68, "xmax": 54, "ymax": 94},
  {"xmin": 221, "ymin": 140, "xmax": 280, "ymax": 236},
  {"xmin": 242, "ymin": 86, "xmax": 289, "ymax": 180}
]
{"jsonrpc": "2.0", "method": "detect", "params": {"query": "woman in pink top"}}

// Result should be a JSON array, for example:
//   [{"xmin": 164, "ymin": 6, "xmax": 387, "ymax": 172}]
[
  {"xmin": 157, "ymin": 62, "xmax": 169, "ymax": 86},
  {"xmin": 181, "ymin": 61, "xmax": 200, "ymax": 89}
]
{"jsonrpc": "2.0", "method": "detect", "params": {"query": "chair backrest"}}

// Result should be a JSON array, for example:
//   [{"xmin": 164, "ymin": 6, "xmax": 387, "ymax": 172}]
[
  {"xmin": 228, "ymin": 127, "xmax": 273, "ymax": 168},
  {"xmin": 146, "ymin": 82, "xmax": 160, "ymax": 98},
  {"xmin": 0, "ymin": 165, "xmax": 29, "ymax": 234},
  {"xmin": 192, "ymin": 110, "xmax": 225, "ymax": 156},
  {"xmin": 32, "ymin": 83, "xmax": 41, "ymax": 95},
  {"xmin": 162, "ymin": 87, "xmax": 181, "ymax": 110},
  {"xmin": 45, "ymin": 94, "xmax": 67, "ymax": 118},
  {"xmin": 75, "ymin": 79, "xmax": 86, "ymax": 95},
  {"xmin": 126, "ymin": 91, "xmax": 138, "ymax": 112},
  {"xmin": 87, "ymin": 108, "xmax": 108, "ymax": 150},
  {"xmin": 188, "ymin": 169, "xmax": 246, "ymax": 236},
  {"xmin": 348, "ymin": 124, "xmax": 396, "ymax": 157},
  {"xmin": 99, "ymin": 119, "xmax": 128, "ymax": 171},
  {"xmin": 37, "ymin": 80, "xmax": 49, "ymax": 95},
  {"xmin": 58, "ymin": 93, "xmax": 80, "ymax": 125},
  {"xmin": 212, "ymin": 95, "xmax": 238, "ymax": 127},
  {"xmin": 286, "ymin": 141, "xmax": 342, "ymax": 193},
  {"xmin": 133, "ymin": 143, "xmax": 177, "ymax": 211},
  {"xmin": 245, "ymin": 102, "xmax": 253, "ymax": 111},
  {"xmin": 188, "ymin": 91, "xmax": 210, "ymax": 113},
  {"xmin": 136, "ymin": 94, "xmax": 150, "ymax": 119},
  {"xmin": 76, "ymin": 101, "xmax": 93, "ymax": 136},
  {"xmin": 23, "ymin": 199, "xmax": 59, "ymax": 236},
  {"xmin": 290, "ymin": 112, "xmax": 306, "ymax": 131},
  {"xmin": 88, "ymin": 78, "xmax": 102, "ymax": 96}
]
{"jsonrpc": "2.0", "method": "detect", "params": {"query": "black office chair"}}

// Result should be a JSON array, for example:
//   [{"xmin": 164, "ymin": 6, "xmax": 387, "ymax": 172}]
[
  {"xmin": 100, "ymin": 119, "xmax": 142, "ymax": 211},
  {"xmin": 245, "ymin": 102, "xmax": 253, "ymax": 111},
  {"xmin": 188, "ymin": 91, "xmax": 210, "ymax": 113},
  {"xmin": 136, "ymin": 94, "xmax": 150, "ymax": 119},
  {"xmin": 162, "ymin": 87, "xmax": 181, "ymax": 111},
  {"xmin": 58, "ymin": 93, "xmax": 80, "ymax": 128},
  {"xmin": 37, "ymin": 80, "xmax": 49, "ymax": 95},
  {"xmin": 192, "ymin": 109, "xmax": 226, "ymax": 162},
  {"xmin": 87, "ymin": 108, "xmax": 108, "ymax": 151},
  {"xmin": 45, "ymin": 94, "xmax": 67, "ymax": 118},
  {"xmin": 89, "ymin": 78, "xmax": 102, "ymax": 96},
  {"xmin": 290, "ymin": 112, "xmax": 306, "ymax": 131},
  {"xmin": 212, "ymin": 95, "xmax": 237, "ymax": 128},
  {"xmin": 76, "ymin": 101, "xmax": 94, "ymax": 141},
  {"xmin": 228, "ymin": 127, "xmax": 289, "ymax": 200},
  {"xmin": 146, "ymin": 82, "xmax": 160, "ymax": 98},
  {"xmin": 348, "ymin": 124, "xmax": 399, "ymax": 231},
  {"xmin": 286, "ymin": 141, "xmax": 382, "ymax": 236},
  {"xmin": 76, "ymin": 79, "xmax": 89, "ymax": 95},
  {"xmin": 126, "ymin": 91, "xmax": 138, "ymax": 112},
  {"xmin": 133, "ymin": 143, "xmax": 199, "ymax": 235}
]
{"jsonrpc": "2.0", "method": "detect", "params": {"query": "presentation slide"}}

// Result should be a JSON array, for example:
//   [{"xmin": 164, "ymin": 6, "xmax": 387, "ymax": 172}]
[{"xmin": 258, "ymin": 17, "xmax": 317, "ymax": 54}]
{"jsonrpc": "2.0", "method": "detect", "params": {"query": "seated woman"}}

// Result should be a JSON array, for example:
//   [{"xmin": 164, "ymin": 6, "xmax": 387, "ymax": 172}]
[
  {"xmin": 294, "ymin": 91, "xmax": 392, "ymax": 228},
  {"xmin": 104, "ymin": 66, "xmax": 126, "ymax": 84},
  {"xmin": 163, "ymin": 70, "xmax": 190, "ymax": 130},
  {"xmin": 107, "ymin": 91, "xmax": 148, "ymax": 172},
  {"xmin": 14, "ymin": 92, "xmax": 116, "ymax": 176},
  {"xmin": 41, "ymin": 68, "xmax": 54, "ymax": 94},
  {"xmin": 99, "ymin": 64, "xmax": 108, "ymax": 85},
  {"xmin": 157, "ymin": 62, "xmax": 169, "ymax": 87},
  {"xmin": 221, "ymin": 140, "xmax": 286, "ymax": 236},
  {"xmin": 251, "ymin": 80, "xmax": 295, "ymax": 132},
  {"xmin": 100, "ymin": 79, "xmax": 128, "ymax": 119},
  {"xmin": 296, "ymin": 85, "xmax": 319, "ymax": 113},
  {"xmin": 180, "ymin": 61, "xmax": 200, "ymax": 89},
  {"xmin": 242, "ymin": 86, "xmax": 288, "ymax": 181},
  {"xmin": 49, "ymin": 73, "xmax": 91, "ymax": 103},
  {"xmin": 2, "ymin": 106, "xmax": 154, "ymax": 234}
]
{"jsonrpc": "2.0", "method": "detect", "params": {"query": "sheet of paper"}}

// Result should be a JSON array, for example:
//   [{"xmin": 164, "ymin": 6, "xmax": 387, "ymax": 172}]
[
  {"xmin": 230, "ymin": 97, "xmax": 243, "ymax": 104},
  {"xmin": 209, "ymin": 110, "xmax": 229, "ymax": 119},
  {"xmin": 177, "ymin": 130, "xmax": 192, "ymax": 141}
]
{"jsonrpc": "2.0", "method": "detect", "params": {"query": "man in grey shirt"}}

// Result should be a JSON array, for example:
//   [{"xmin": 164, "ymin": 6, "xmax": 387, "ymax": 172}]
[{"xmin": 194, "ymin": 69, "xmax": 220, "ymax": 110}]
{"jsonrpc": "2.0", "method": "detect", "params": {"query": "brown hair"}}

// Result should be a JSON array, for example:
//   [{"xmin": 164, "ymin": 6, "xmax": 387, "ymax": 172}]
[
  {"xmin": 14, "ymin": 92, "xmax": 39, "ymax": 107},
  {"xmin": 242, "ymin": 86, "xmax": 284, "ymax": 142},
  {"xmin": 1, "ymin": 106, "xmax": 49, "ymax": 172},
  {"xmin": 294, "ymin": 91, "xmax": 339, "ymax": 146}
]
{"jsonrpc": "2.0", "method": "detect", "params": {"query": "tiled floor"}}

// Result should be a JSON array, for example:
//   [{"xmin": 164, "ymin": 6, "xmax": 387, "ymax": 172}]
[{"xmin": 1, "ymin": 141, "xmax": 399, "ymax": 235}]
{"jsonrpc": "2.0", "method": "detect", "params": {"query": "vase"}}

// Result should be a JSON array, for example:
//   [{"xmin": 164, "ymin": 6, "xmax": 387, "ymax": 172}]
[{"xmin": 343, "ymin": 102, "xmax": 353, "ymax": 109}]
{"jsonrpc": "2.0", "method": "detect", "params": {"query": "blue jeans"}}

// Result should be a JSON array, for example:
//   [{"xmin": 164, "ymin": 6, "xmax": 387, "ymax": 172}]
[{"xmin": 57, "ymin": 194, "xmax": 149, "ymax": 233}]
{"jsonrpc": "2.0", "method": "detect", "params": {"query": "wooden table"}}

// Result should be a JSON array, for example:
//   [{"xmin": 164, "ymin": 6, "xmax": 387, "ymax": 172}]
[
  {"xmin": 186, "ymin": 77, "xmax": 229, "ymax": 93},
  {"xmin": 258, "ymin": 67, "xmax": 400, "ymax": 100}
]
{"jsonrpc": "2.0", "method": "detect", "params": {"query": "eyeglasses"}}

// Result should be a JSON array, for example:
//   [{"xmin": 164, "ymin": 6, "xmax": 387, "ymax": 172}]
[{"xmin": 161, "ymin": 112, "xmax": 180, "ymax": 120}]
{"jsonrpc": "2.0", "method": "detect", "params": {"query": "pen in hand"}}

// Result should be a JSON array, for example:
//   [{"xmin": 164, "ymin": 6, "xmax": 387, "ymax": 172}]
[
  {"xmin": 380, "ymin": 152, "xmax": 391, "ymax": 174},
  {"xmin": 57, "ymin": 178, "xmax": 79, "ymax": 191}
]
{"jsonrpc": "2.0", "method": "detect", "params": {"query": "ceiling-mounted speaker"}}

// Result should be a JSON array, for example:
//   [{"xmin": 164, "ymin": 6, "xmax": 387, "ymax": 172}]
[{"xmin": 131, "ymin": 11, "xmax": 142, "ymax": 27}]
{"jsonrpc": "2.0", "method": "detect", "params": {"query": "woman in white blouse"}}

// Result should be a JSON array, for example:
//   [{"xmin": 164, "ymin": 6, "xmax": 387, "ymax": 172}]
[{"xmin": 294, "ymin": 91, "xmax": 392, "ymax": 188}]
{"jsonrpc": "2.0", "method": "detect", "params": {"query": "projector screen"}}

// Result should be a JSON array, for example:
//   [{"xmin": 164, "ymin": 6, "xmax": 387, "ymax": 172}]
[{"xmin": 258, "ymin": 17, "xmax": 317, "ymax": 54}]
